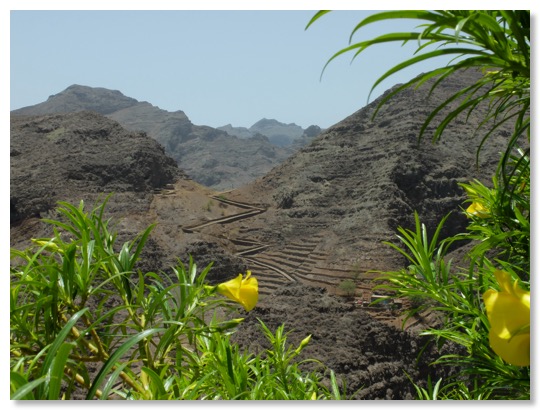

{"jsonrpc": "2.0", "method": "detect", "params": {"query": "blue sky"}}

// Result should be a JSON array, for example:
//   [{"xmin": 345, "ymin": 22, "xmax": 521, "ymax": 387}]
[
  {"xmin": 8, "ymin": 1, "xmax": 533, "ymax": 130},
  {"xmin": 8, "ymin": 6, "xmax": 465, "ymax": 130}
]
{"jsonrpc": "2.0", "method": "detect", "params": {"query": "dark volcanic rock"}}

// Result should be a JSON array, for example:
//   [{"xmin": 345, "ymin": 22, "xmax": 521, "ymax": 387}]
[
  {"xmin": 10, "ymin": 111, "xmax": 181, "ymax": 228},
  {"xmin": 229, "ymin": 69, "xmax": 517, "ymax": 275}
]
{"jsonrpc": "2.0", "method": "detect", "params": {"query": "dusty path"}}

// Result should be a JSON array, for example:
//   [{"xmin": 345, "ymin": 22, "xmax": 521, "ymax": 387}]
[{"xmin": 181, "ymin": 208, "xmax": 265, "ymax": 233}]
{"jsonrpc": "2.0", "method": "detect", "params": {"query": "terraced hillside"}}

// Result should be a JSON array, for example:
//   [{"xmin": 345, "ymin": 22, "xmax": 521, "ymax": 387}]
[
  {"xmin": 156, "ymin": 189, "xmax": 396, "ymax": 312},
  {"xmin": 170, "ymin": 193, "xmax": 332, "ymax": 298},
  {"xmin": 142, "ymin": 71, "xmax": 520, "ymax": 320}
]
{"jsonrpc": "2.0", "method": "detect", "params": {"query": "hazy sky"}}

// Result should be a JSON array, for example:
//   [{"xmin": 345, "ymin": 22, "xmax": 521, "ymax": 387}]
[{"xmin": 8, "ymin": 6, "xmax": 465, "ymax": 130}]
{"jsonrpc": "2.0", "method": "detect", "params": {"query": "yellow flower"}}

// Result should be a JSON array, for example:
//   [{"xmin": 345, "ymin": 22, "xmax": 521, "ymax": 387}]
[
  {"xmin": 483, "ymin": 270, "xmax": 530, "ymax": 366},
  {"xmin": 216, "ymin": 271, "xmax": 258, "ymax": 312},
  {"xmin": 466, "ymin": 201, "xmax": 490, "ymax": 218}
]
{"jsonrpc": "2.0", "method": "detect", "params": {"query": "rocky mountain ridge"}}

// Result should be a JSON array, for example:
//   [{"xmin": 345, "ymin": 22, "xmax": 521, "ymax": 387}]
[
  {"xmin": 218, "ymin": 118, "xmax": 322, "ymax": 147},
  {"xmin": 217, "ymin": 69, "xmax": 515, "ymax": 296},
  {"xmin": 11, "ymin": 85, "xmax": 301, "ymax": 190}
]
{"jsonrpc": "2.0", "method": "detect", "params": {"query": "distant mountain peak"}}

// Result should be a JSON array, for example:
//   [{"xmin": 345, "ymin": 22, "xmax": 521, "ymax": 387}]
[
  {"xmin": 15, "ymin": 84, "xmax": 139, "ymax": 116},
  {"xmin": 11, "ymin": 85, "xmax": 301, "ymax": 190},
  {"xmin": 218, "ymin": 118, "xmax": 320, "ymax": 147},
  {"xmin": 251, "ymin": 118, "xmax": 281, "ymax": 127}
]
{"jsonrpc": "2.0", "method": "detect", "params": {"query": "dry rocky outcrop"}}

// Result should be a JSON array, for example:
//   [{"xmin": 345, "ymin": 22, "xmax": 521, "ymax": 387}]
[{"xmin": 10, "ymin": 111, "xmax": 180, "ymax": 226}]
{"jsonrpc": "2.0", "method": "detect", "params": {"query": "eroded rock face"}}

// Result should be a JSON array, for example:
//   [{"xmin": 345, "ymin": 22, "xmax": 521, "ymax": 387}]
[
  {"xmin": 229, "ymin": 69, "xmax": 515, "ymax": 279},
  {"xmin": 10, "ymin": 111, "xmax": 181, "ymax": 224},
  {"xmin": 9, "ymin": 111, "xmax": 182, "ymax": 258}
]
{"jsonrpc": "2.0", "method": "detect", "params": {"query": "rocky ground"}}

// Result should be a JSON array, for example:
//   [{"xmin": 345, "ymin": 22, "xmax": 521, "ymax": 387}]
[{"xmin": 232, "ymin": 283, "xmax": 463, "ymax": 400}]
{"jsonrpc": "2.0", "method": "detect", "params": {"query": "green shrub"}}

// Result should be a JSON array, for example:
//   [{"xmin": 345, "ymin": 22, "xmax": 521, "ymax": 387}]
[{"xmin": 338, "ymin": 279, "xmax": 357, "ymax": 298}]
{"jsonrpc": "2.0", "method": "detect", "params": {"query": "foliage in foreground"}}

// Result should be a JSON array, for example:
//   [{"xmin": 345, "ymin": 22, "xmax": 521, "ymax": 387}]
[
  {"xmin": 10, "ymin": 198, "xmax": 339, "ymax": 400},
  {"xmin": 308, "ymin": 10, "xmax": 530, "ymax": 399}
]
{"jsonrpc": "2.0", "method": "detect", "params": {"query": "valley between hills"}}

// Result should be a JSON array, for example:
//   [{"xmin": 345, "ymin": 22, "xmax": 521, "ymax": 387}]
[{"xmin": 10, "ymin": 68, "xmax": 518, "ymax": 399}]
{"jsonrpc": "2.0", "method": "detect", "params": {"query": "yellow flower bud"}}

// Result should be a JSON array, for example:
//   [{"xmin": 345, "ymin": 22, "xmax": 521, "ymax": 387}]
[
  {"xmin": 216, "ymin": 271, "xmax": 258, "ymax": 312},
  {"xmin": 466, "ymin": 202, "xmax": 490, "ymax": 218},
  {"xmin": 295, "ymin": 334, "xmax": 312, "ymax": 355},
  {"xmin": 32, "ymin": 239, "xmax": 62, "ymax": 253},
  {"xmin": 211, "ymin": 318, "xmax": 245, "ymax": 332},
  {"xmin": 483, "ymin": 270, "xmax": 530, "ymax": 366}
]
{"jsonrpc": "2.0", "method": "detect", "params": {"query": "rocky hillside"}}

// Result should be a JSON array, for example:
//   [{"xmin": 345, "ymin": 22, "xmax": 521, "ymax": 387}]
[
  {"xmin": 10, "ymin": 111, "xmax": 180, "ymax": 227},
  {"xmin": 218, "ymin": 119, "xmax": 322, "ymax": 147},
  {"xmin": 11, "ymin": 85, "xmax": 294, "ymax": 190},
  {"xmin": 202, "ymin": 69, "xmax": 516, "ymax": 297},
  {"xmin": 10, "ymin": 69, "xmax": 521, "ymax": 399},
  {"xmin": 231, "ymin": 283, "xmax": 463, "ymax": 399}
]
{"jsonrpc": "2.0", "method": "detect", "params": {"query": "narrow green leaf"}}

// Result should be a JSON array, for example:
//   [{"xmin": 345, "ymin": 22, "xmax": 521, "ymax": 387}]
[
  {"xmin": 455, "ymin": 15, "xmax": 473, "ymax": 42},
  {"xmin": 48, "ymin": 342, "xmax": 74, "ymax": 399},
  {"xmin": 37, "ymin": 308, "xmax": 88, "ymax": 397},
  {"xmin": 349, "ymin": 10, "xmax": 444, "ymax": 42},
  {"xmin": 304, "ymin": 10, "xmax": 330, "ymax": 30},
  {"xmin": 86, "ymin": 328, "xmax": 163, "ymax": 399},
  {"xmin": 11, "ymin": 376, "xmax": 46, "ymax": 400},
  {"xmin": 367, "ymin": 48, "xmax": 489, "ymax": 100},
  {"xmin": 225, "ymin": 344, "xmax": 236, "ymax": 386},
  {"xmin": 129, "ymin": 224, "xmax": 155, "ymax": 269},
  {"xmin": 99, "ymin": 362, "xmax": 129, "ymax": 400},
  {"xmin": 141, "ymin": 366, "xmax": 167, "ymax": 398}
]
